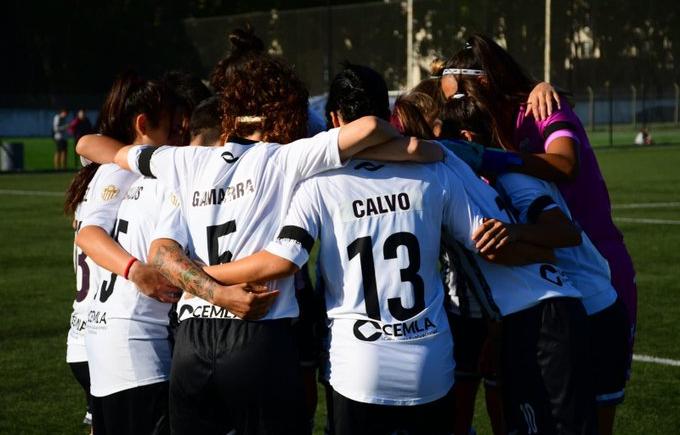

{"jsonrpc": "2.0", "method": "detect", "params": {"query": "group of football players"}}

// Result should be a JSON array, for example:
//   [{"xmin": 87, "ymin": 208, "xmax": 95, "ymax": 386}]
[{"xmin": 64, "ymin": 27, "xmax": 637, "ymax": 435}]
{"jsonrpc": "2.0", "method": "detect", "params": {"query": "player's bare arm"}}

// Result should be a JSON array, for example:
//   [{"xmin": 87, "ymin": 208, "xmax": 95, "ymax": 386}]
[
  {"xmin": 76, "ymin": 225, "xmax": 181, "ymax": 303},
  {"xmin": 149, "ymin": 239, "xmax": 279, "ymax": 319},
  {"xmin": 481, "ymin": 241, "xmax": 556, "ymax": 266},
  {"xmin": 203, "ymin": 250, "xmax": 299, "ymax": 286},
  {"xmin": 76, "ymin": 134, "xmax": 126, "ymax": 165},
  {"xmin": 473, "ymin": 209, "xmax": 580, "ymax": 254},
  {"xmin": 515, "ymin": 137, "xmax": 580, "ymax": 182},
  {"xmin": 356, "ymin": 137, "xmax": 444, "ymax": 162}
]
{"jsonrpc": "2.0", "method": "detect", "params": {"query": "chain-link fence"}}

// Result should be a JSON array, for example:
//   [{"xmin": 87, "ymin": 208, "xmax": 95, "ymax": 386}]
[{"xmin": 3, "ymin": 0, "xmax": 680, "ymax": 171}]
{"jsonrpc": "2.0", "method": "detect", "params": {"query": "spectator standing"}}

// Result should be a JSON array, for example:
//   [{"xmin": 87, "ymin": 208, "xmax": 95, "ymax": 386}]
[
  {"xmin": 53, "ymin": 108, "xmax": 69, "ymax": 169},
  {"xmin": 634, "ymin": 128, "xmax": 652, "ymax": 146},
  {"xmin": 69, "ymin": 109, "xmax": 94, "ymax": 167}
]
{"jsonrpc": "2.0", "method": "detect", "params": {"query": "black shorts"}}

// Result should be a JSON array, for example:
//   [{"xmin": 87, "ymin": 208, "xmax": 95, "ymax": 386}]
[
  {"xmin": 91, "ymin": 381, "xmax": 169, "ymax": 435},
  {"xmin": 331, "ymin": 387, "xmax": 454, "ymax": 435},
  {"xmin": 68, "ymin": 361, "xmax": 93, "ymax": 415},
  {"xmin": 55, "ymin": 138, "xmax": 67, "ymax": 152},
  {"xmin": 169, "ymin": 318, "xmax": 307, "ymax": 435},
  {"xmin": 448, "ymin": 313, "xmax": 499, "ymax": 386},
  {"xmin": 501, "ymin": 297, "xmax": 597, "ymax": 435},
  {"xmin": 590, "ymin": 298, "xmax": 630, "ymax": 406}
]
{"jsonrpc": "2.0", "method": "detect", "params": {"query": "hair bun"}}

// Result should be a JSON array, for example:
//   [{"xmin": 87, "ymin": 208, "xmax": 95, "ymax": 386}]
[{"xmin": 229, "ymin": 26, "xmax": 264, "ymax": 54}]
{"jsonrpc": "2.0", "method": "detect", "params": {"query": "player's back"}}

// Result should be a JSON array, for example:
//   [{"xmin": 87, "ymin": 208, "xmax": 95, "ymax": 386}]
[
  {"xmin": 285, "ymin": 160, "xmax": 471, "ymax": 406},
  {"xmin": 136, "ymin": 129, "xmax": 343, "ymax": 321}
]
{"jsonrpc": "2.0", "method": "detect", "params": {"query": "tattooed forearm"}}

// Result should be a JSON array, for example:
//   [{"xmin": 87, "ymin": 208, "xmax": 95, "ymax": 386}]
[{"xmin": 151, "ymin": 240, "xmax": 218, "ymax": 303}]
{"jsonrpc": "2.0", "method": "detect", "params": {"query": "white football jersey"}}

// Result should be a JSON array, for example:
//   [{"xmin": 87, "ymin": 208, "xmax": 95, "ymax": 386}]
[
  {"xmin": 265, "ymin": 160, "xmax": 490, "ymax": 405},
  {"xmin": 86, "ymin": 177, "xmax": 179, "ymax": 397},
  {"xmin": 495, "ymin": 173, "xmax": 617, "ymax": 315},
  {"xmin": 67, "ymin": 163, "xmax": 137, "ymax": 363},
  {"xmin": 127, "ymin": 129, "xmax": 343, "ymax": 321},
  {"xmin": 439, "ymin": 148, "xmax": 582, "ymax": 319}
]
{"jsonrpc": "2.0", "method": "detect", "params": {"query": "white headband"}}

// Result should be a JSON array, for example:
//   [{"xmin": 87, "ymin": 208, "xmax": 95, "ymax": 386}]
[
  {"xmin": 441, "ymin": 68, "xmax": 485, "ymax": 77},
  {"xmin": 235, "ymin": 116, "xmax": 265, "ymax": 123}
]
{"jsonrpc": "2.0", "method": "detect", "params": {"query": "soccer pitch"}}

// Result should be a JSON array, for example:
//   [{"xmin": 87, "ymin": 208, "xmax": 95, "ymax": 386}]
[{"xmin": 0, "ymin": 145, "xmax": 679, "ymax": 434}]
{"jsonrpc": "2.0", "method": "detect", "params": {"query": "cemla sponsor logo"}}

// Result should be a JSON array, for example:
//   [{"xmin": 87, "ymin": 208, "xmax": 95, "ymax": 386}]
[
  {"xmin": 177, "ymin": 304, "xmax": 238, "ymax": 320},
  {"xmin": 353, "ymin": 317, "xmax": 437, "ymax": 342}
]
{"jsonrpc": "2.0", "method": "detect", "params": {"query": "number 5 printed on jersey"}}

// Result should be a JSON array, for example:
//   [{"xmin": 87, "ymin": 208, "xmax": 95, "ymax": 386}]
[
  {"xmin": 98, "ymin": 218, "xmax": 129, "ymax": 303},
  {"xmin": 207, "ymin": 220, "xmax": 236, "ymax": 265}
]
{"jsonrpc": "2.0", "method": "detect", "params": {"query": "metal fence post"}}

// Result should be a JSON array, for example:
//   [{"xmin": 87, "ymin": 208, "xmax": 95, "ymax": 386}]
[
  {"xmin": 587, "ymin": 86, "xmax": 594, "ymax": 132},
  {"xmin": 631, "ymin": 84, "xmax": 637, "ymax": 129},
  {"xmin": 674, "ymin": 83, "xmax": 679, "ymax": 125}
]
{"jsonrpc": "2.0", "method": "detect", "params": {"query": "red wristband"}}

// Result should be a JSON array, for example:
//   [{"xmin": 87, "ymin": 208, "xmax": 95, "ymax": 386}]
[{"xmin": 123, "ymin": 257, "xmax": 139, "ymax": 280}]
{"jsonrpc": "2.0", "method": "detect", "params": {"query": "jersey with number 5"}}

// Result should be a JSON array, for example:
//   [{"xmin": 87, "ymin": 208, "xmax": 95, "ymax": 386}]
[
  {"xmin": 67, "ymin": 163, "xmax": 137, "ymax": 363},
  {"xmin": 85, "ymin": 176, "xmax": 181, "ymax": 397},
  {"xmin": 127, "ymin": 129, "xmax": 344, "ymax": 322}
]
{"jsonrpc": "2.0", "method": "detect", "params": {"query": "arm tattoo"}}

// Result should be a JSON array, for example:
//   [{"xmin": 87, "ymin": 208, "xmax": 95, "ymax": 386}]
[{"xmin": 151, "ymin": 241, "xmax": 218, "ymax": 303}]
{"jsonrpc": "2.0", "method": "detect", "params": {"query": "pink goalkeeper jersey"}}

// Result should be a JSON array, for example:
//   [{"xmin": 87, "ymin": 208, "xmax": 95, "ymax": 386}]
[{"xmin": 514, "ymin": 98, "xmax": 638, "ymax": 326}]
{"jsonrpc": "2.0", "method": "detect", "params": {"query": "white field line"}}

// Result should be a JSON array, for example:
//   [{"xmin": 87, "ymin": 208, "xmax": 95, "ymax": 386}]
[
  {"xmin": 613, "ymin": 202, "xmax": 680, "ymax": 209},
  {"xmin": 614, "ymin": 217, "xmax": 680, "ymax": 225},
  {"xmin": 633, "ymin": 354, "xmax": 680, "ymax": 367},
  {"xmin": 0, "ymin": 189, "xmax": 63, "ymax": 197}
]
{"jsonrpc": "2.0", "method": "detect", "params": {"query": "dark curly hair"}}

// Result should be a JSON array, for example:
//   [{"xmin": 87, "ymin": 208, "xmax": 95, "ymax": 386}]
[
  {"xmin": 210, "ymin": 26, "xmax": 308, "ymax": 144},
  {"xmin": 325, "ymin": 62, "xmax": 390, "ymax": 128}
]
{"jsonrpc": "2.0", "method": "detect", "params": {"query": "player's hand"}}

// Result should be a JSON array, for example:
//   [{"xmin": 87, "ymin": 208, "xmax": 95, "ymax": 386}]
[
  {"xmin": 128, "ymin": 261, "xmax": 182, "ymax": 304},
  {"xmin": 472, "ymin": 218, "xmax": 519, "ymax": 254},
  {"xmin": 526, "ymin": 82, "xmax": 561, "ymax": 121},
  {"xmin": 214, "ymin": 283, "xmax": 280, "ymax": 320}
]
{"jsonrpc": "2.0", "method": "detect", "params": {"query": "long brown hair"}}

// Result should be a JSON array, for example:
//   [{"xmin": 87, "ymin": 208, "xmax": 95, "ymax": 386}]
[
  {"xmin": 443, "ymin": 34, "xmax": 537, "ymax": 149},
  {"xmin": 210, "ymin": 27, "xmax": 308, "ymax": 144},
  {"xmin": 392, "ymin": 92, "xmax": 439, "ymax": 139},
  {"xmin": 64, "ymin": 72, "xmax": 173, "ymax": 216}
]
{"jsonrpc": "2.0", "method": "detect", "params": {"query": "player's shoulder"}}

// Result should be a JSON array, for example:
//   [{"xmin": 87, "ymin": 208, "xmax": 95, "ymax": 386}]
[
  {"xmin": 497, "ymin": 172, "xmax": 549, "ymax": 190},
  {"xmin": 90, "ymin": 163, "xmax": 137, "ymax": 188},
  {"xmin": 541, "ymin": 98, "xmax": 581, "ymax": 127}
]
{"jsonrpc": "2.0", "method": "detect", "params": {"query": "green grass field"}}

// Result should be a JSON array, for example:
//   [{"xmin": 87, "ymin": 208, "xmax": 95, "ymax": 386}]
[
  {"xmin": 1, "ymin": 145, "xmax": 679, "ymax": 434},
  {"xmin": 3, "ymin": 122, "xmax": 680, "ymax": 172}
]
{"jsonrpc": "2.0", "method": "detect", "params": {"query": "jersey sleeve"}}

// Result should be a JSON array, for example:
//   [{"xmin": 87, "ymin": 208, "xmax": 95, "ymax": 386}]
[
  {"xmin": 441, "ymin": 149, "xmax": 513, "ymax": 219},
  {"xmin": 151, "ymin": 186, "xmax": 190, "ymax": 249},
  {"xmin": 264, "ymin": 180, "xmax": 321, "ymax": 268},
  {"xmin": 538, "ymin": 98, "xmax": 581, "ymax": 151},
  {"xmin": 127, "ymin": 145, "xmax": 208, "ymax": 191},
  {"xmin": 271, "ymin": 127, "xmax": 343, "ymax": 182},
  {"xmin": 439, "ymin": 167, "xmax": 486, "ymax": 252},
  {"xmin": 495, "ymin": 173, "xmax": 559, "ymax": 224},
  {"xmin": 80, "ymin": 165, "xmax": 137, "ymax": 234}
]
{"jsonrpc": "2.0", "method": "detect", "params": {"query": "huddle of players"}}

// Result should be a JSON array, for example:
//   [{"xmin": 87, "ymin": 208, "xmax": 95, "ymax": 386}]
[{"xmin": 65, "ymin": 27, "xmax": 634, "ymax": 435}]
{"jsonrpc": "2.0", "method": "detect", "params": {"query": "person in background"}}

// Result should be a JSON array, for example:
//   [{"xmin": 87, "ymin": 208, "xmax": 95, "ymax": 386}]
[
  {"xmin": 69, "ymin": 109, "xmax": 94, "ymax": 167},
  {"xmin": 634, "ymin": 127, "xmax": 652, "ymax": 146},
  {"xmin": 53, "ymin": 108, "xmax": 69, "ymax": 169}
]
